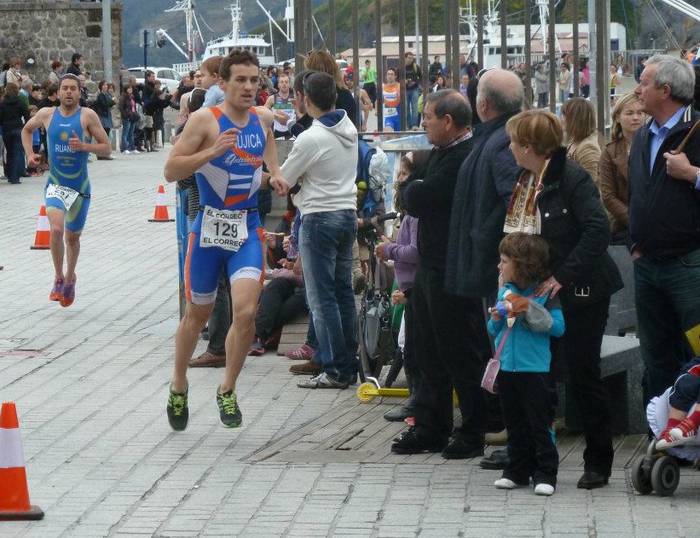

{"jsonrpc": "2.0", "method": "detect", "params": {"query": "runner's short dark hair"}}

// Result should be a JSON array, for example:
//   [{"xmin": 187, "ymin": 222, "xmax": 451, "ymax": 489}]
[
  {"xmin": 219, "ymin": 49, "xmax": 260, "ymax": 81},
  {"xmin": 302, "ymin": 71, "xmax": 336, "ymax": 111}
]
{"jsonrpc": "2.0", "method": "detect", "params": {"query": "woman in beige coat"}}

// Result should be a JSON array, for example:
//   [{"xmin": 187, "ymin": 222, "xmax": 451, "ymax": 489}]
[
  {"xmin": 598, "ymin": 92, "xmax": 645, "ymax": 241},
  {"xmin": 561, "ymin": 98, "xmax": 601, "ymax": 184}
]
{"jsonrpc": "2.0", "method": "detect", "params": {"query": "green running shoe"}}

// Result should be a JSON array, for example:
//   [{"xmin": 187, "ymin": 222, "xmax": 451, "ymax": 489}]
[
  {"xmin": 216, "ymin": 387, "xmax": 242, "ymax": 428},
  {"xmin": 167, "ymin": 384, "xmax": 189, "ymax": 431}
]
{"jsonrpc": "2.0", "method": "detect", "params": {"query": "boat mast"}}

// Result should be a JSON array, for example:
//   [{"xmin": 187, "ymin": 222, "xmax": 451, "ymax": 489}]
[{"xmin": 165, "ymin": 0, "xmax": 200, "ymax": 62}]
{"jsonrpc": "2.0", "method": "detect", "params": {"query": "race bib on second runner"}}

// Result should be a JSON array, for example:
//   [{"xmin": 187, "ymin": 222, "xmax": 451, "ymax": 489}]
[
  {"xmin": 200, "ymin": 206, "xmax": 248, "ymax": 251},
  {"xmin": 384, "ymin": 107, "xmax": 397, "ymax": 117},
  {"xmin": 46, "ymin": 184, "xmax": 80, "ymax": 211}
]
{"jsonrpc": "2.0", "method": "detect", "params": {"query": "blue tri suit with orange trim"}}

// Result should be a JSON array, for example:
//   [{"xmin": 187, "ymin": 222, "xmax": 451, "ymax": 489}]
[
  {"xmin": 45, "ymin": 107, "xmax": 90, "ymax": 232},
  {"xmin": 185, "ymin": 106, "xmax": 267, "ymax": 305}
]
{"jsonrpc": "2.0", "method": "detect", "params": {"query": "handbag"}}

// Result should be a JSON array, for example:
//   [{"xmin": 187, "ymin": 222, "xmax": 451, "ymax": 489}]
[{"xmin": 481, "ymin": 325, "xmax": 512, "ymax": 394}]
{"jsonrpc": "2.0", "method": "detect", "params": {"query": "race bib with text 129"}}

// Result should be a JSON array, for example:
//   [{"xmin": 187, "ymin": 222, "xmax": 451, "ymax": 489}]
[{"xmin": 200, "ymin": 206, "xmax": 248, "ymax": 252}]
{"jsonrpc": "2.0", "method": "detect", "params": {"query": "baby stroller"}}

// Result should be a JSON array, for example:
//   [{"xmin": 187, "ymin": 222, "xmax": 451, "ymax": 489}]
[
  {"xmin": 630, "ymin": 387, "xmax": 700, "ymax": 496},
  {"xmin": 357, "ymin": 212, "xmax": 398, "ymax": 383}
]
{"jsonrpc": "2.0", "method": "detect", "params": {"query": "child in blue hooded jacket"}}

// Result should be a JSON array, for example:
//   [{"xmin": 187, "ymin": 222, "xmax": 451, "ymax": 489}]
[{"xmin": 488, "ymin": 232, "xmax": 565, "ymax": 496}]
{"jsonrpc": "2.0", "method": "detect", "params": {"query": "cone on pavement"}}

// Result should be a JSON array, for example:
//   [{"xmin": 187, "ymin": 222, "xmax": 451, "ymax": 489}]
[
  {"xmin": 30, "ymin": 205, "xmax": 50, "ymax": 250},
  {"xmin": 149, "ymin": 184, "xmax": 174, "ymax": 222},
  {"xmin": 0, "ymin": 402, "xmax": 44, "ymax": 521}
]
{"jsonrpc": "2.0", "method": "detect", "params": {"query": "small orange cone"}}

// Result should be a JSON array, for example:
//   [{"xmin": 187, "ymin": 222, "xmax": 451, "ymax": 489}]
[
  {"xmin": 0, "ymin": 402, "xmax": 44, "ymax": 520},
  {"xmin": 149, "ymin": 185, "xmax": 174, "ymax": 222},
  {"xmin": 30, "ymin": 205, "xmax": 50, "ymax": 250}
]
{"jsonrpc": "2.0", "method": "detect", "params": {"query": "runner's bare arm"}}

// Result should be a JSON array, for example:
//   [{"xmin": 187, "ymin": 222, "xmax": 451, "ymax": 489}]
[
  {"xmin": 257, "ymin": 107, "xmax": 288, "ymax": 196},
  {"xmin": 164, "ymin": 109, "xmax": 237, "ymax": 181},
  {"xmin": 78, "ymin": 109, "xmax": 111, "ymax": 157},
  {"xmin": 21, "ymin": 107, "xmax": 52, "ymax": 167},
  {"xmin": 264, "ymin": 95, "xmax": 275, "ymax": 109}
]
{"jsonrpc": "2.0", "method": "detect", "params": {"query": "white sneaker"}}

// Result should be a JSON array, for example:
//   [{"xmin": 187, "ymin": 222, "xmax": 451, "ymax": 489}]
[
  {"xmin": 133, "ymin": 149, "xmax": 141, "ymax": 154},
  {"xmin": 494, "ymin": 478, "xmax": 518, "ymax": 489},
  {"xmin": 123, "ymin": 150, "xmax": 131, "ymax": 155},
  {"xmin": 534, "ymin": 483, "xmax": 554, "ymax": 496}
]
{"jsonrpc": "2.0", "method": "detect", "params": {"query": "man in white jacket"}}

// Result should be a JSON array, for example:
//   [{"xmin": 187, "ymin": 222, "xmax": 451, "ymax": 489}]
[{"xmin": 280, "ymin": 71, "xmax": 359, "ymax": 389}]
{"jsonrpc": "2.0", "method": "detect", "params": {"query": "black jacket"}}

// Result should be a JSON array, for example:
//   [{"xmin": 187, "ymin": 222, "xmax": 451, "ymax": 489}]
[
  {"xmin": 0, "ymin": 95, "xmax": 29, "ymax": 131},
  {"xmin": 400, "ymin": 136, "xmax": 471, "ymax": 271},
  {"xmin": 538, "ymin": 147, "xmax": 623, "ymax": 309},
  {"xmin": 336, "ymin": 87, "xmax": 359, "ymax": 129},
  {"xmin": 445, "ymin": 113, "xmax": 520, "ymax": 298},
  {"xmin": 95, "ymin": 91, "xmax": 115, "ymax": 119},
  {"xmin": 628, "ymin": 106, "xmax": 700, "ymax": 260}
]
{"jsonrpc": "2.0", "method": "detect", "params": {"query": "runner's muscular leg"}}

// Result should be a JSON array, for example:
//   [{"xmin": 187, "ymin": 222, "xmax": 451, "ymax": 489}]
[
  {"xmin": 64, "ymin": 229, "xmax": 82, "ymax": 283},
  {"xmin": 221, "ymin": 278, "xmax": 262, "ymax": 393},
  {"xmin": 173, "ymin": 302, "xmax": 214, "ymax": 392},
  {"xmin": 46, "ymin": 207, "xmax": 66, "ymax": 279}
]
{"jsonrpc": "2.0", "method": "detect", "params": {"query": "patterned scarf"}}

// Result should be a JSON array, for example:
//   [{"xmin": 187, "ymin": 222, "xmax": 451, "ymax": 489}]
[{"xmin": 503, "ymin": 159, "xmax": 550, "ymax": 235}]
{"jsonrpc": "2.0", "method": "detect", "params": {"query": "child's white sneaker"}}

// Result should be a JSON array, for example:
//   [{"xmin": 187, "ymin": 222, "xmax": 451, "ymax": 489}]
[
  {"xmin": 494, "ymin": 478, "xmax": 518, "ymax": 489},
  {"xmin": 534, "ymin": 483, "xmax": 554, "ymax": 496}
]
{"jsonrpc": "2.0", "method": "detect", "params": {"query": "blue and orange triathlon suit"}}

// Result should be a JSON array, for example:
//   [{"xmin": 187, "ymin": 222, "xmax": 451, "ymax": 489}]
[
  {"xmin": 185, "ymin": 106, "xmax": 267, "ymax": 305},
  {"xmin": 45, "ymin": 107, "xmax": 90, "ymax": 232}
]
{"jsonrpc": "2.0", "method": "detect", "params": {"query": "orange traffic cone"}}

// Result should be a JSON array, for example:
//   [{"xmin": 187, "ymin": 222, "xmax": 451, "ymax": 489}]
[
  {"xmin": 0, "ymin": 402, "xmax": 44, "ymax": 520},
  {"xmin": 149, "ymin": 185, "xmax": 174, "ymax": 222},
  {"xmin": 30, "ymin": 205, "xmax": 50, "ymax": 250}
]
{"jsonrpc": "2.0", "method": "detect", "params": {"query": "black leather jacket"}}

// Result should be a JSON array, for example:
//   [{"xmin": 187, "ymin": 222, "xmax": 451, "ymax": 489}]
[{"xmin": 537, "ymin": 147, "xmax": 623, "ymax": 310}]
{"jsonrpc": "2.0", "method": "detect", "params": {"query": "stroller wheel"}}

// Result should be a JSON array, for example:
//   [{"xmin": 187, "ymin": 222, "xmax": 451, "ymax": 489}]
[
  {"xmin": 356, "ymin": 382, "xmax": 378, "ymax": 402},
  {"xmin": 631, "ymin": 456, "xmax": 653, "ymax": 495},
  {"xmin": 650, "ymin": 456, "xmax": 680, "ymax": 497}
]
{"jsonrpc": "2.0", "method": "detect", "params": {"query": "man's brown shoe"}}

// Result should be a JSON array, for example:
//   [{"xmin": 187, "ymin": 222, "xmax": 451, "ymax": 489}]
[
  {"xmin": 189, "ymin": 351, "xmax": 226, "ymax": 368},
  {"xmin": 289, "ymin": 360, "xmax": 321, "ymax": 375}
]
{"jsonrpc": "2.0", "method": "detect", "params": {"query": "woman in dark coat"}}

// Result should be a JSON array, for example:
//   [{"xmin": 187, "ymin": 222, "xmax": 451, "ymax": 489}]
[
  {"xmin": 504, "ymin": 109, "xmax": 623, "ymax": 490},
  {"xmin": 0, "ymin": 83, "xmax": 29, "ymax": 183},
  {"xmin": 95, "ymin": 80, "xmax": 115, "ymax": 137}
]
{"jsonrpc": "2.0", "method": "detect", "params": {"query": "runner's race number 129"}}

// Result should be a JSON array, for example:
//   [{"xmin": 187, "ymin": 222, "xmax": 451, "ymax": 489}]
[{"xmin": 200, "ymin": 206, "xmax": 248, "ymax": 251}]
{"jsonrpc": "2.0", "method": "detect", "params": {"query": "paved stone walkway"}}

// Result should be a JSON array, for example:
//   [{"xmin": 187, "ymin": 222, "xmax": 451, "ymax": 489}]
[{"xmin": 1, "ymin": 151, "xmax": 699, "ymax": 538}]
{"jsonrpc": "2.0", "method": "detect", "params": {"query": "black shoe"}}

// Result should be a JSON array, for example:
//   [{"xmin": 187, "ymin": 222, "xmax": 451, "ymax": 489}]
[
  {"xmin": 480, "ymin": 448, "xmax": 510, "ymax": 470},
  {"xmin": 216, "ymin": 387, "xmax": 242, "ymax": 428},
  {"xmin": 166, "ymin": 384, "xmax": 189, "ymax": 431},
  {"xmin": 383, "ymin": 405, "xmax": 411, "ymax": 422},
  {"xmin": 576, "ymin": 471, "xmax": 609, "ymax": 489},
  {"xmin": 8, "ymin": 179, "xmax": 21, "ymax": 184},
  {"xmin": 391, "ymin": 427, "xmax": 447, "ymax": 454},
  {"xmin": 441, "ymin": 432, "xmax": 485, "ymax": 460}
]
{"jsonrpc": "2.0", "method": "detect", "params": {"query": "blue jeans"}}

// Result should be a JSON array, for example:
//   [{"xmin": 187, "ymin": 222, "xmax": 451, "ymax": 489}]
[
  {"xmin": 121, "ymin": 120, "xmax": 136, "ymax": 151},
  {"xmin": 3, "ymin": 128, "xmax": 24, "ymax": 182},
  {"xmin": 635, "ymin": 248, "xmax": 700, "ymax": 406},
  {"xmin": 406, "ymin": 87, "xmax": 420, "ymax": 128},
  {"xmin": 300, "ymin": 210, "xmax": 358, "ymax": 383}
]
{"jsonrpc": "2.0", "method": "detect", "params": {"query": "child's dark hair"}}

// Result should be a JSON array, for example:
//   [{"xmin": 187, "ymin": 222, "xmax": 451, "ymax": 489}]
[{"xmin": 499, "ymin": 232, "xmax": 550, "ymax": 287}]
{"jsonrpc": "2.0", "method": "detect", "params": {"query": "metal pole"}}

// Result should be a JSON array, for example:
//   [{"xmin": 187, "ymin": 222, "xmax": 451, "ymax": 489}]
[
  {"xmin": 102, "ymin": 0, "xmax": 113, "ymax": 84},
  {"xmin": 420, "ymin": 0, "xmax": 429, "ymax": 98},
  {"xmin": 588, "ymin": 0, "xmax": 596, "ymax": 105},
  {"xmin": 376, "ymin": 0, "xmax": 384, "ymax": 131},
  {"xmin": 500, "ymin": 0, "xmax": 508, "ymax": 68},
  {"xmin": 143, "ymin": 29, "xmax": 148, "ymax": 70},
  {"xmin": 444, "ymin": 3, "xmax": 452, "ymax": 75},
  {"xmin": 399, "ymin": 0, "xmax": 408, "ymax": 131},
  {"xmin": 573, "ymin": 0, "xmax": 580, "ymax": 95},
  {"xmin": 329, "ymin": 0, "xmax": 336, "ymax": 55},
  {"xmin": 525, "ymin": 0, "xmax": 532, "ymax": 106},
  {"xmin": 548, "ymin": 0, "xmax": 557, "ymax": 112},
  {"xmin": 477, "ymin": 0, "xmax": 484, "ymax": 68},
  {"xmin": 415, "ymin": 0, "xmax": 420, "ymax": 68},
  {"xmin": 595, "ymin": 0, "xmax": 610, "ymax": 137},
  {"xmin": 451, "ymin": 0, "xmax": 460, "ymax": 89},
  {"xmin": 352, "ymin": 0, "xmax": 360, "ymax": 124}
]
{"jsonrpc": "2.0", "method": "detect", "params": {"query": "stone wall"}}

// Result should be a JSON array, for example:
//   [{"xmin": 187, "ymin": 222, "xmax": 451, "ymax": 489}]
[{"xmin": 0, "ymin": 0, "xmax": 122, "ymax": 84}]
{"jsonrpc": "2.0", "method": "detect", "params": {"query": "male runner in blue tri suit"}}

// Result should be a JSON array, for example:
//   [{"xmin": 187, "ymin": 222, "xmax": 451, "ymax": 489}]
[
  {"xmin": 22, "ymin": 73, "xmax": 111, "ymax": 307},
  {"xmin": 164, "ymin": 50, "xmax": 288, "ymax": 430}
]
